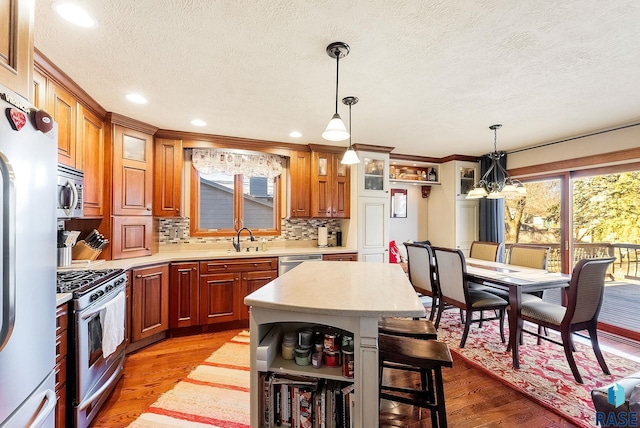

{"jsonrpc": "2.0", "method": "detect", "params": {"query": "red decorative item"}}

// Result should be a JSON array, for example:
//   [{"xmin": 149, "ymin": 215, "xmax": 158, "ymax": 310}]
[
  {"xmin": 6, "ymin": 108, "xmax": 27, "ymax": 131},
  {"xmin": 389, "ymin": 240, "xmax": 400, "ymax": 263}
]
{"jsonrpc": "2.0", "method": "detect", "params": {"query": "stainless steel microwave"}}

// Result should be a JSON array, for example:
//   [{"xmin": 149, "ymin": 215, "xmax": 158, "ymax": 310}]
[{"xmin": 57, "ymin": 164, "xmax": 84, "ymax": 218}]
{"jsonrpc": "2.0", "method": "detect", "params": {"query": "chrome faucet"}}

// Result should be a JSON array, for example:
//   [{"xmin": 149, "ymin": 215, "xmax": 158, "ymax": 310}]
[{"xmin": 232, "ymin": 227, "xmax": 255, "ymax": 252}]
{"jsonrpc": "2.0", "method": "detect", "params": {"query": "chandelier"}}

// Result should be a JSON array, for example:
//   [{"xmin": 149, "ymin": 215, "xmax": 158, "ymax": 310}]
[{"xmin": 466, "ymin": 124, "xmax": 526, "ymax": 199}]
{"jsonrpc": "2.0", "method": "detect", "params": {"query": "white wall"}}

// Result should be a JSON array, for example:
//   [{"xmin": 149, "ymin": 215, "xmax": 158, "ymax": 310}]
[
  {"xmin": 508, "ymin": 124, "xmax": 640, "ymax": 172},
  {"xmin": 389, "ymin": 184, "xmax": 429, "ymax": 249}
]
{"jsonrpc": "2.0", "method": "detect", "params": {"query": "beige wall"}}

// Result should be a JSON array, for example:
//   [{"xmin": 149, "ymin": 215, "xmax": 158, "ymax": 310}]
[{"xmin": 508, "ymin": 124, "xmax": 640, "ymax": 175}]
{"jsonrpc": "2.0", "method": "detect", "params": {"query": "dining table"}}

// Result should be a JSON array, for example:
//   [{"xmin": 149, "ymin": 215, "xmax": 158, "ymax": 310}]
[{"xmin": 464, "ymin": 258, "xmax": 571, "ymax": 369}]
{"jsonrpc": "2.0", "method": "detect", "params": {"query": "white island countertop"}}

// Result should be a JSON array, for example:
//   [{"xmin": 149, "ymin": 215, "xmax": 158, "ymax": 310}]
[{"xmin": 244, "ymin": 261, "xmax": 426, "ymax": 318}]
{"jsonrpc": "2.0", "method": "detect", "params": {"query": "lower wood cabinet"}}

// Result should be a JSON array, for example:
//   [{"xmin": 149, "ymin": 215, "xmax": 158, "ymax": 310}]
[
  {"xmin": 54, "ymin": 304, "xmax": 69, "ymax": 428},
  {"xmin": 165, "ymin": 258, "xmax": 278, "ymax": 327},
  {"xmin": 322, "ymin": 252, "xmax": 358, "ymax": 261},
  {"xmin": 169, "ymin": 262, "xmax": 200, "ymax": 328},
  {"xmin": 131, "ymin": 264, "xmax": 169, "ymax": 342}
]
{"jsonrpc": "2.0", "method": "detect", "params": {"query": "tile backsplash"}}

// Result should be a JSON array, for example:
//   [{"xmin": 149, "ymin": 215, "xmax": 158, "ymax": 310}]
[{"xmin": 159, "ymin": 217, "xmax": 342, "ymax": 245}]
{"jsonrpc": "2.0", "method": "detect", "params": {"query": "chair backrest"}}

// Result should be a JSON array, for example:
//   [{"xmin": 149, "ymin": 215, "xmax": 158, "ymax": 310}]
[
  {"xmin": 433, "ymin": 247, "xmax": 467, "ymax": 306},
  {"xmin": 469, "ymin": 241, "xmax": 504, "ymax": 262},
  {"xmin": 404, "ymin": 242, "xmax": 436, "ymax": 296},
  {"xmin": 564, "ymin": 257, "xmax": 616, "ymax": 325},
  {"xmin": 508, "ymin": 244, "xmax": 550, "ymax": 270}
]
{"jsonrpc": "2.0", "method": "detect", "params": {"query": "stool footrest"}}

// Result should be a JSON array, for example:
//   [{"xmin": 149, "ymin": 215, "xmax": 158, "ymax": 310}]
[{"xmin": 380, "ymin": 387, "xmax": 438, "ymax": 410}]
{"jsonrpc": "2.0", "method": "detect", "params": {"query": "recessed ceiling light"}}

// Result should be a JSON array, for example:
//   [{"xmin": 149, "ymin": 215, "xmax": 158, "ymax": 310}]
[
  {"xmin": 289, "ymin": 131, "xmax": 302, "ymax": 138},
  {"xmin": 125, "ymin": 93, "xmax": 148, "ymax": 104},
  {"xmin": 191, "ymin": 119, "xmax": 206, "ymax": 127},
  {"xmin": 52, "ymin": 1, "xmax": 96, "ymax": 27}
]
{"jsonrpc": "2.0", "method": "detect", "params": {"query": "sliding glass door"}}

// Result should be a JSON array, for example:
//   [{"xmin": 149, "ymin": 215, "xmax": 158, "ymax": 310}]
[{"xmin": 504, "ymin": 176, "xmax": 566, "ymax": 272}]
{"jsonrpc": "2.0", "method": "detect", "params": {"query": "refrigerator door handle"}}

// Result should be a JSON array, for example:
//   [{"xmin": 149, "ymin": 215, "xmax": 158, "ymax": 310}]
[
  {"xmin": 28, "ymin": 389, "xmax": 56, "ymax": 428},
  {"xmin": 0, "ymin": 153, "xmax": 16, "ymax": 352}
]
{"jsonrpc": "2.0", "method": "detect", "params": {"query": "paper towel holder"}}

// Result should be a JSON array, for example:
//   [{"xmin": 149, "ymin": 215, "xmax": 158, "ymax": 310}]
[{"xmin": 318, "ymin": 225, "xmax": 328, "ymax": 248}]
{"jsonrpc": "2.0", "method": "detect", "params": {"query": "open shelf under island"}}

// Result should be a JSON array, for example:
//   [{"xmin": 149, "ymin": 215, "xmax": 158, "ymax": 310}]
[{"xmin": 245, "ymin": 261, "xmax": 426, "ymax": 427}]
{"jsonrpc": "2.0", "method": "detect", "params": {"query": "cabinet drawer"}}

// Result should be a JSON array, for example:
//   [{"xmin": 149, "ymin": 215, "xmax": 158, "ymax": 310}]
[
  {"xmin": 55, "ymin": 330, "xmax": 67, "ymax": 363},
  {"xmin": 200, "ymin": 258, "xmax": 278, "ymax": 274},
  {"xmin": 54, "ymin": 356, "xmax": 67, "ymax": 391},
  {"xmin": 55, "ymin": 305, "xmax": 68, "ymax": 336},
  {"xmin": 323, "ymin": 253, "xmax": 358, "ymax": 261}
]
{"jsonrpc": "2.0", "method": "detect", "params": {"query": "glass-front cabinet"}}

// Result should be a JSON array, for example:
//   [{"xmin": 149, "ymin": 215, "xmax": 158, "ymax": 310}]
[
  {"xmin": 456, "ymin": 161, "xmax": 478, "ymax": 200},
  {"xmin": 358, "ymin": 151, "xmax": 389, "ymax": 197}
]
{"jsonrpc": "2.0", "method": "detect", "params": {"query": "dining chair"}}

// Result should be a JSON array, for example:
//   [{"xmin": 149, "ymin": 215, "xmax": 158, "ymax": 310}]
[
  {"xmin": 469, "ymin": 241, "xmax": 504, "ymax": 262},
  {"xmin": 487, "ymin": 244, "xmax": 551, "ymax": 302},
  {"xmin": 432, "ymin": 247, "xmax": 508, "ymax": 348},
  {"xmin": 516, "ymin": 257, "xmax": 616, "ymax": 384},
  {"xmin": 467, "ymin": 241, "xmax": 504, "ymax": 294},
  {"xmin": 403, "ymin": 242, "xmax": 439, "ymax": 320}
]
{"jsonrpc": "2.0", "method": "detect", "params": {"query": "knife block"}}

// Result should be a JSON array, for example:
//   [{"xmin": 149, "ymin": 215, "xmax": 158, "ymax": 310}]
[{"xmin": 72, "ymin": 240, "xmax": 102, "ymax": 261}]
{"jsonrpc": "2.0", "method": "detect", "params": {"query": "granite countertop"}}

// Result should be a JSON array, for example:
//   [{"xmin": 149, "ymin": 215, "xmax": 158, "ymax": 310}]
[{"xmin": 244, "ymin": 261, "xmax": 426, "ymax": 318}]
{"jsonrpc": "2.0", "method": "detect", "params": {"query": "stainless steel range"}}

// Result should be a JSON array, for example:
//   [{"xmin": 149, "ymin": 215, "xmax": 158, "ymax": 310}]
[{"xmin": 57, "ymin": 269, "xmax": 127, "ymax": 428}]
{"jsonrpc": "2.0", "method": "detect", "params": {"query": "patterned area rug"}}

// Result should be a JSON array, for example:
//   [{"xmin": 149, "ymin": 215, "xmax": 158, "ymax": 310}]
[
  {"xmin": 434, "ymin": 309, "xmax": 640, "ymax": 427},
  {"xmin": 128, "ymin": 331, "xmax": 251, "ymax": 428}
]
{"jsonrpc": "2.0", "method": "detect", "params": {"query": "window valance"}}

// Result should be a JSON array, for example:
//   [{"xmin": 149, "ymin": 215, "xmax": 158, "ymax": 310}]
[{"xmin": 191, "ymin": 149, "xmax": 283, "ymax": 178}]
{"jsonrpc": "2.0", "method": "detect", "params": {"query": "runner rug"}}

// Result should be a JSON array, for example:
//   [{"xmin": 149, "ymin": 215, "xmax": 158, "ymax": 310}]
[
  {"xmin": 128, "ymin": 330, "xmax": 251, "ymax": 428},
  {"xmin": 434, "ymin": 309, "xmax": 640, "ymax": 427}
]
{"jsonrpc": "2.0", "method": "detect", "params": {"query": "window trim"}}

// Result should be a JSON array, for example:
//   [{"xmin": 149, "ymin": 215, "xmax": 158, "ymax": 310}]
[{"xmin": 189, "ymin": 165, "xmax": 282, "ymax": 237}]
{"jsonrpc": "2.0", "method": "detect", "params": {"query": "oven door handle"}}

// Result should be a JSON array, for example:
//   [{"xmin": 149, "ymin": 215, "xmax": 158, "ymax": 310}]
[
  {"xmin": 80, "ymin": 290, "xmax": 124, "ymax": 320},
  {"xmin": 77, "ymin": 357, "xmax": 124, "ymax": 411}
]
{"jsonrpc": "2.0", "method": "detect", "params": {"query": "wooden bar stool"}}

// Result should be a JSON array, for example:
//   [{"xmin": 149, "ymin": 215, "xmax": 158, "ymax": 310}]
[
  {"xmin": 379, "ymin": 334, "xmax": 453, "ymax": 428},
  {"xmin": 378, "ymin": 317, "xmax": 438, "ymax": 339}
]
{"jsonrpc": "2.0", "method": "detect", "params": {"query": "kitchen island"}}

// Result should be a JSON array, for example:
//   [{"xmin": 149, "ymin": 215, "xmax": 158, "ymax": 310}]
[{"xmin": 245, "ymin": 261, "xmax": 426, "ymax": 427}]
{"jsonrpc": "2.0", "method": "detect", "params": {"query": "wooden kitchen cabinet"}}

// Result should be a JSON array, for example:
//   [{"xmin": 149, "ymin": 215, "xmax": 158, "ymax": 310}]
[
  {"xmin": 54, "ymin": 303, "xmax": 69, "ymax": 428},
  {"xmin": 112, "ymin": 125, "xmax": 154, "ymax": 216},
  {"xmin": 169, "ymin": 262, "xmax": 199, "ymax": 328},
  {"xmin": 0, "ymin": 0, "xmax": 33, "ymax": 99},
  {"xmin": 289, "ymin": 150, "xmax": 311, "ymax": 217},
  {"xmin": 49, "ymin": 80, "xmax": 78, "ymax": 168},
  {"xmin": 131, "ymin": 264, "xmax": 169, "ymax": 343},
  {"xmin": 322, "ymin": 252, "xmax": 358, "ymax": 261},
  {"xmin": 198, "ymin": 258, "xmax": 277, "ymax": 324},
  {"xmin": 154, "ymin": 138, "xmax": 184, "ymax": 217},
  {"xmin": 111, "ymin": 216, "xmax": 153, "ymax": 259},
  {"xmin": 310, "ymin": 147, "xmax": 350, "ymax": 218},
  {"xmin": 78, "ymin": 105, "xmax": 106, "ymax": 217}
]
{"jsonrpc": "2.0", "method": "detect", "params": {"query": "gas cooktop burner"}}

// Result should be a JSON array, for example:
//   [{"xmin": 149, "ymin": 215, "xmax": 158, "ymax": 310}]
[{"xmin": 56, "ymin": 269, "xmax": 123, "ymax": 294}]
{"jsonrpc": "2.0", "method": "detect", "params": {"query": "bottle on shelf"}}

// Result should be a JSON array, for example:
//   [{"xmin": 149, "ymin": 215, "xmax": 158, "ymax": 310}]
[{"xmin": 428, "ymin": 167, "xmax": 437, "ymax": 182}]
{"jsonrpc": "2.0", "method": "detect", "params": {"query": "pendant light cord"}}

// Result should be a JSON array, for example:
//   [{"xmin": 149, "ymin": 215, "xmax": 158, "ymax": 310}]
[{"xmin": 334, "ymin": 55, "xmax": 340, "ymax": 114}]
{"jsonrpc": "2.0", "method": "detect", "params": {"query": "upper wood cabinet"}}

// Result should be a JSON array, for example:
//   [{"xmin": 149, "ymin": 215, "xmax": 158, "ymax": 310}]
[
  {"xmin": 154, "ymin": 138, "xmax": 183, "ymax": 217},
  {"xmin": 78, "ymin": 105, "xmax": 105, "ymax": 217},
  {"xmin": 112, "ymin": 125, "xmax": 154, "ymax": 216},
  {"xmin": 310, "ymin": 149, "xmax": 350, "ymax": 218},
  {"xmin": 49, "ymin": 80, "xmax": 78, "ymax": 167},
  {"xmin": 0, "ymin": 0, "xmax": 33, "ymax": 99},
  {"xmin": 289, "ymin": 150, "xmax": 311, "ymax": 218},
  {"xmin": 111, "ymin": 216, "xmax": 153, "ymax": 259}
]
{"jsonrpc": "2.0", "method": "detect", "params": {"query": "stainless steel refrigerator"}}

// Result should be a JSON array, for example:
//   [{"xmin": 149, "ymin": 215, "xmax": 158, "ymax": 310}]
[{"xmin": 0, "ymin": 83, "xmax": 58, "ymax": 426}]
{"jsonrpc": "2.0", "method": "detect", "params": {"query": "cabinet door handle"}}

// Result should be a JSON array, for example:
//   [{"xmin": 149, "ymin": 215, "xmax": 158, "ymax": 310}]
[
  {"xmin": 223, "ymin": 264, "xmax": 228, "ymax": 269},
  {"xmin": 136, "ymin": 274, "xmax": 142, "ymax": 278},
  {"xmin": 192, "ymin": 267, "xmax": 197, "ymax": 270}
]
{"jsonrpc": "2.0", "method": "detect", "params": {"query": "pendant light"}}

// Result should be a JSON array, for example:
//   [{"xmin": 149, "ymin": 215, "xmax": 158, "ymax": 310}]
[
  {"xmin": 322, "ymin": 42, "xmax": 350, "ymax": 141},
  {"xmin": 467, "ymin": 124, "xmax": 527, "ymax": 199},
  {"xmin": 341, "ymin": 96, "xmax": 360, "ymax": 164}
]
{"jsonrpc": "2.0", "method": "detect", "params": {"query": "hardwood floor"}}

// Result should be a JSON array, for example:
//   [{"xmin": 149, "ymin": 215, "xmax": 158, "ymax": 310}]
[{"xmin": 89, "ymin": 327, "xmax": 624, "ymax": 428}]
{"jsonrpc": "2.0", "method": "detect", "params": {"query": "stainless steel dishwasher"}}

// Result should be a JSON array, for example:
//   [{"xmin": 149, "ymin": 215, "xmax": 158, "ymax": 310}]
[{"xmin": 278, "ymin": 254, "xmax": 324, "ymax": 275}]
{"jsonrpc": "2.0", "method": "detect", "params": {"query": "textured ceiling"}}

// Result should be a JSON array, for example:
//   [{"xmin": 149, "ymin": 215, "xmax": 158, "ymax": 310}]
[{"xmin": 33, "ymin": 0, "xmax": 640, "ymax": 158}]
